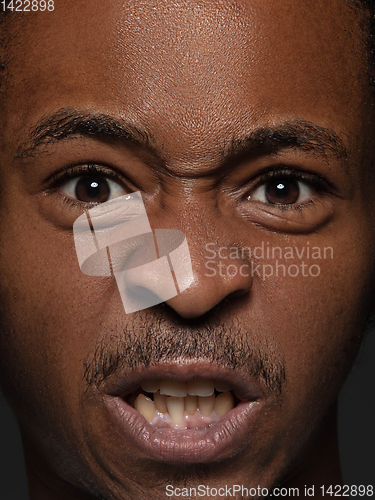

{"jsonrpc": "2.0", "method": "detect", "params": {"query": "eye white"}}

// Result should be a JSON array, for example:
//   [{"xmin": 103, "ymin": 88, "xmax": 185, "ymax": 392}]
[
  {"xmin": 249, "ymin": 179, "xmax": 314, "ymax": 204},
  {"xmin": 60, "ymin": 176, "xmax": 126, "ymax": 201}
]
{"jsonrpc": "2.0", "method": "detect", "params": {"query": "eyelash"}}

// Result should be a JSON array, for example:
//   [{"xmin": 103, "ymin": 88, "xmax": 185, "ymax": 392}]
[
  {"xmin": 246, "ymin": 168, "xmax": 329, "ymax": 210},
  {"xmin": 49, "ymin": 164, "xmax": 120, "ymax": 184},
  {"xmin": 47, "ymin": 164, "xmax": 128, "ymax": 208},
  {"xmin": 47, "ymin": 164, "xmax": 330, "ymax": 215}
]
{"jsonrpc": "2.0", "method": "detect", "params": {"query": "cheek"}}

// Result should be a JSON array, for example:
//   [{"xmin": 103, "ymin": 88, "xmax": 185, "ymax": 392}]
[
  {"xmin": 0, "ymin": 197, "xmax": 121, "ymax": 432},
  {"xmin": 252, "ymin": 232, "xmax": 374, "ymax": 419}
]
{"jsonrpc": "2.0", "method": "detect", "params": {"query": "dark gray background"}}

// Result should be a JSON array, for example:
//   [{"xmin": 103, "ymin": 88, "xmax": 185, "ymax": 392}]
[{"xmin": 1, "ymin": 328, "xmax": 374, "ymax": 500}]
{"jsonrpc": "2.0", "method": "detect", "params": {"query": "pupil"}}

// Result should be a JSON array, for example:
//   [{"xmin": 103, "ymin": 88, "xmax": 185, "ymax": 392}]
[
  {"xmin": 75, "ymin": 176, "xmax": 110, "ymax": 203},
  {"xmin": 265, "ymin": 179, "xmax": 300, "ymax": 204}
]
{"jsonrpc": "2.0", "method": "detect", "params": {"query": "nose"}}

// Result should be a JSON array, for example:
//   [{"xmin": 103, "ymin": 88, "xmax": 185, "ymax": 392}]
[
  {"xmin": 165, "ymin": 240, "xmax": 253, "ymax": 318},
  {"xmin": 73, "ymin": 191, "xmax": 254, "ymax": 318}
]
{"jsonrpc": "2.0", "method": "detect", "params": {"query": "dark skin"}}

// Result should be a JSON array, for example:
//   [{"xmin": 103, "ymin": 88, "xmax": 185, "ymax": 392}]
[{"xmin": 1, "ymin": 0, "xmax": 375, "ymax": 499}]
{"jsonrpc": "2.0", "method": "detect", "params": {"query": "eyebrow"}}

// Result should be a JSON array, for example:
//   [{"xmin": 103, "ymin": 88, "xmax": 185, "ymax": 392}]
[
  {"xmin": 16, "ymin": 108, "xmax": 156, "ymax": 159},
  {"xmin": 16, "ymin": 108, "xmax": 348, "ymax": 165},
  {"xmin": 223, "ymin": 120, "xmax": 348, "ymax": 162}
]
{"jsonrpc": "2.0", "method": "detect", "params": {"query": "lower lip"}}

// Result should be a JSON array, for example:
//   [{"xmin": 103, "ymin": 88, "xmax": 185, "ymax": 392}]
[{"xmin": 104, "ymin": 395, "xmax": 262, "ymax": 463}]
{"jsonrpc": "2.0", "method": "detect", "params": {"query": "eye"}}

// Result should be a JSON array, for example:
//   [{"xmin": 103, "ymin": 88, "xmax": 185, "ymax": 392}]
[
  {"xmin": 237, "ymin": 169, "xmax": 335, "ymax": 233},
  {"xmin": 59, "ymin": 174, "xmax": 127, "ymax": 204},
  {"xmin": 249, "ymin": 176, "xmax": 315, "ymax": 206}
]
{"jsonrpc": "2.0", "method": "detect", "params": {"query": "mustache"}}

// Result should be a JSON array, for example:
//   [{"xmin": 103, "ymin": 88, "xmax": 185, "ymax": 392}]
[{"xmin": 83, "ymin": 309, "xmax": 286, "ymax": 397}]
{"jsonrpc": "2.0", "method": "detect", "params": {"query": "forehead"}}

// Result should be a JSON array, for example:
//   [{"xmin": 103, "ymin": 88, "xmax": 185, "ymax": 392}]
[{"xmin": 3, "ymin": 0, "xmax": 369, "ymax": 163}]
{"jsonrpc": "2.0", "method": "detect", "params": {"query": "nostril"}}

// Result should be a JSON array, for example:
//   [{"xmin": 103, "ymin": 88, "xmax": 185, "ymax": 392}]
[
  {"xmin": 164, "ymin": 259, "xmax": 253, "ymax": 318},
  {"xmin": 225, "ymin": 288, "xmax": 249, "ymax": 300}
]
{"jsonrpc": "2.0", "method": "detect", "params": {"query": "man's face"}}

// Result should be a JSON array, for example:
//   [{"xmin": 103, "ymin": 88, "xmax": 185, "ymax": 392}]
[{"xmin": 1, "ymin": 0, "xmax": 375, "ymax": 498}]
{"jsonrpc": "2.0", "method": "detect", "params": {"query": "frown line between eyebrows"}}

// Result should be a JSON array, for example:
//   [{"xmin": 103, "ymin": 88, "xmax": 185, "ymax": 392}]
[{"xmin": 15, "ymin": 108, "xmax": 349, "ymax": 173}]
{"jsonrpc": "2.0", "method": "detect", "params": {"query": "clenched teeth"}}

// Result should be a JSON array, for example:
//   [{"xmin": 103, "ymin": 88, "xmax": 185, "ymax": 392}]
[
  {"xmin": 140, "ymin": 378, "xmax": 222, "ymax": 397},
  {"xmin": 132, "ymin": 379, "xmax": 236, "ymax": 427}
]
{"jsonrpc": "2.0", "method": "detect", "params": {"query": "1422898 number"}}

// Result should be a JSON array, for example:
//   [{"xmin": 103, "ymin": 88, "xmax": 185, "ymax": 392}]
[{"xmin": 1, "ymin": 0, "xmax": 54, "ymax": 11}]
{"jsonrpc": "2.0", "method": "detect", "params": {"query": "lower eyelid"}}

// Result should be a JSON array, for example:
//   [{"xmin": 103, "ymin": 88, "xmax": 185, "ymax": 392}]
[{"xmin": 236, "ymin": 195, "xmax": 334, "ymax": 234}]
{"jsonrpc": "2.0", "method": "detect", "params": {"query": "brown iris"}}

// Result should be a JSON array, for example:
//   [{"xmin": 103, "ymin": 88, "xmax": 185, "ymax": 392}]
[
  {"xmin": 265, "ymin": 179, "xmax": 300, "ymax": 205},
  {"xmin": 75, "ymin": 176, "xmax": 111, "ymax": 203}
]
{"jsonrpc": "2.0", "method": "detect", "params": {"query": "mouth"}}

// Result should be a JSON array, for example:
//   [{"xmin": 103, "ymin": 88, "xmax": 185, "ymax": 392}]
[
  {"xmin": 128, "ymin": 378, "xmax": 239, "ymax": 428},
  {"xmin": 102, "ymin": 362, "xmax": 265, "ymax": 463}
]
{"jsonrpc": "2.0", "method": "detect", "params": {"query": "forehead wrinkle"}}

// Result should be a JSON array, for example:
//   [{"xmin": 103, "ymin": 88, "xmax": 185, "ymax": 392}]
[
  {"xmin": 4, "ymin": 0, "xmax": 368, "ymax": 175},
  {"xmin": 155, "ymin": 120, "xmax": 351, "ymax": 180},
  {"xmin": 14, "ymin": 108, "xmax": 351, "ymax": 182}
]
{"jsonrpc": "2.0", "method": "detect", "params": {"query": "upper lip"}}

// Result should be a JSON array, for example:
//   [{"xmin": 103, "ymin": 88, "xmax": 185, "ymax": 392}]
[{"xmin": 101, "ymin": 359, "xmax": 265, "ymax": 402}]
